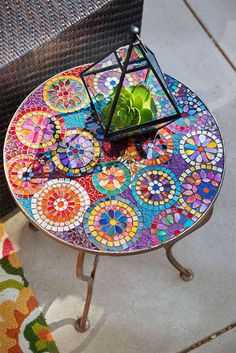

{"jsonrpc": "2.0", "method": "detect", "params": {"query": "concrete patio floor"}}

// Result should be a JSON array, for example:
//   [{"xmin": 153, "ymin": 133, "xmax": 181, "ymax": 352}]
[{"xmin": 4, "ymin": 0, "xmax": 236, "ymax": 352}]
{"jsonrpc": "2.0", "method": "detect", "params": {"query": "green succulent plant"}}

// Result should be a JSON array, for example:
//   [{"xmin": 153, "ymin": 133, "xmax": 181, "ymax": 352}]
[{"xmin": 102, "ymin": 85, "xmax": 157, "ymax": 131}]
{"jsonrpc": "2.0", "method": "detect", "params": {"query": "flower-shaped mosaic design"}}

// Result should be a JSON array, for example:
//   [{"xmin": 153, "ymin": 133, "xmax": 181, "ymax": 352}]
[
  {"xmin": 31, "ymin": 179, "xmax": 90, "ymax": 232},
  {"xmin": 179, "ymin": 165, "xmax": 223, "ymax": 217},
  {"xmin": 10, "ymin": 107, "xmax": 65, "ymax": 152},
  {"xmin": 6, "ymin": 154, "xmax": 51, "ymax": 199},
  {"xmin": 121, "ymin": 129, "xmax": 174, "ymax": 166},
  {"xmin": 132, "ymin": 166, "xmax": 181, "ymax": 211},
  {"xmin": 151, "ymin": 207, "xmax": 198, "ymax": 244},
  {"xmin": 83, "ymin": 196, "xmax": 143, "ymax": 251},
  {"xmin": 167, "ymin": 93, "xmax": 207, "ymax": 135},
  {"xmin": 180, "ymin": 130, "xmax": 223, "ymax": 165},
  {"xmin": 176, "ymin": 94, "xmax": 207, "ymax": 117},
  {"xmin": 92, "ymin": 162, "xmax": 131, "ymax": 195},
  {"xmin": 87, "ymin": 70, "xmax": 145, "ymax": 97},
  {"xmin": 43, "ymin": 75, "xmax": 89, "ymax": 112},
  {"xmin": 52, "ymin": 128, "xmax": 100, "ymax": 176}
]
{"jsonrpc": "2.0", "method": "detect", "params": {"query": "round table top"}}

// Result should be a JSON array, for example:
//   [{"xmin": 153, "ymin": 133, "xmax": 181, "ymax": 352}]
[{"xmin": 4, "ymin": 65, "xmax": 225, "ymax": 256}]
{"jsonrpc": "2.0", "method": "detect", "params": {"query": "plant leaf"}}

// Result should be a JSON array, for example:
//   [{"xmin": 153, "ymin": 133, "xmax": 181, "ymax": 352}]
[
  {"xmin": 134, "ymin": 96, "xmax": 143, "ymax": 110},
  {"xmin": 139, "ymin": 108, "xmax": 153, "ymax": 123},
  {"xmin": 133, "ymin": 85, "xmax": 149, "ymax": 102}
]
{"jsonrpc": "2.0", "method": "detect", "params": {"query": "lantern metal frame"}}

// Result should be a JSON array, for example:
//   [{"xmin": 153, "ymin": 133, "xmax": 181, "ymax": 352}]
[{"xmin": 81, "ymin": 26, "xmax": 181, "ymax": 139}]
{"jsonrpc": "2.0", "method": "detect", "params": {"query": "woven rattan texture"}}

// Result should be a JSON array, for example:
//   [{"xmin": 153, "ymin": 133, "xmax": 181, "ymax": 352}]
[
  {"xmin": 0, "ymin": 0, "xmax": 110, "ymax": 68},
  {"xmin": 0, "ymin": 0, "xmax": 144, "ymax": 217}
]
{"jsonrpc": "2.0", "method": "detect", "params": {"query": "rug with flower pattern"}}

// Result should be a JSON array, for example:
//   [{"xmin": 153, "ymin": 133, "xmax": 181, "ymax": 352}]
[{"xmin": 0, "ymin": 223, "xmax": 59, "ymax": 353}]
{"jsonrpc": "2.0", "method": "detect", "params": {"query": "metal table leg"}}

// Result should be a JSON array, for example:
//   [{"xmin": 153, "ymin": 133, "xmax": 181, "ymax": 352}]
[
  {"xmin": 164, "ymin": 207, "xmax": 214, "ymax": 281},
  {"xmin": 164, "ymin": 241, "xmax": 194, "ymax": 281},
  {"xmin": 75, "ymin": 251, "xmax": 99, "ymax": 332}
]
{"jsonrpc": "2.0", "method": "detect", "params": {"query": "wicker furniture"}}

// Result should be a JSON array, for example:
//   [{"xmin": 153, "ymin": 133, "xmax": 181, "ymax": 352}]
[
  {"xmin": 4, "ymin": 62, "xmax": 225, "ymax": 330},
  {"xmin": 0, "ymin": 0, "xmax": 144, "ymax": 217}
]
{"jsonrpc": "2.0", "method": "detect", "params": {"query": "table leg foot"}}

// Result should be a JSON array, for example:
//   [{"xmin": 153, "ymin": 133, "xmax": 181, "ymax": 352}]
[
  {"xmin": 28, "ymin": 222, "xmax": 38, "ymax": 231},
  {"xmin": 75, "ymin": 318, "xmax": 90, "ymax": 332},
  {"xmin": 164, "ymin": 243, "xmax": 194, "ymax": 282},
  {"xmin": 75, "ymin": 251, "xmax": 99, "ymax": 332},
  {"xmin": 180, "ymin": 268, "xmax": 194, "ymax": 282}
]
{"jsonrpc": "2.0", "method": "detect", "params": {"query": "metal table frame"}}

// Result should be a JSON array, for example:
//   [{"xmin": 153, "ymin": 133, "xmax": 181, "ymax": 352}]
[{"xmin": 31, "ymin": 206, "xmax": 212, "ymax": 332}]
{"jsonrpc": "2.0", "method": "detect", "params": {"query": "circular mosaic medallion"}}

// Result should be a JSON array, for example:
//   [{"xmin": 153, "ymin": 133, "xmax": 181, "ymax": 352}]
[
  {"xmin": 179, "ymin": 165, "xmax": 223, "ymax": 217},
  {"xmin": 92, "ymin": 162, "xmax": 131, "ymax": 195},
  {"xmin": 31, "ymin": 179, "xmax": 90, "ymax": 231},
  {"xmin": 167, "ymin": 94, "xmax": 207, "ymax": 135},
  {"xmin": 87, "ymin": 70, "xmax": 143, "ymax": 97},
  {"xmin": 83, "ymin": 196, "xmax": 143, "ymax": 251},
  {"xmin": 151, "ymin": 207, "xmax": 198, "ymax": 244},
  {"xmin": 132, "ymin": 166, "xmax": 181, "ymax": 210},
  {"xmin": 6, "ymin": 154, "xmax": 51, "ymax": 199},
  {"xmin": 176, "ymin": 94, "xmax": 206, "ymax": 117},
  {"xmin": 52, "ymin": 128, "xmax": 100, "ymax": 176},
  {"xmin": 180, "ymin": 130, "xmax": 223, "ymax": 165},
  {"xmin": 10, "ymin": 107, "xmax": 65, "ymax": 151},
  {"xmin": 122, "ymin": 130, "xmax": 174, "ymax": 166},
  {"xmin": 43, "ymin": 75, "xmax": 89, "ymax": 113}
]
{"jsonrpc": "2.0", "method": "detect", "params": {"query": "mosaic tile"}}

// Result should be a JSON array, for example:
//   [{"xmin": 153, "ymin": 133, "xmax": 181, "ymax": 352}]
[
  {"xmin": 52, "ymin": 128, "xmax": 101, "ymax": 176},
  {"xmin": 5, "ymin": 154, "xmax": 49, "ymax": 199},
  {"xmin": 3, "ymin": 67, "xmax": 225, "ymax": 254},
  {"xmin": 121, "ymin": 129, "xmax": 174, "ymax": 166},
  {"xmin": 31, "ymin": 178, "xmax": 90, "ymax": 232},
  {"xmin": 10, "ymin": 107, "xmax": 66, "ymax": 153},
  {"xmin": 43, "ymin": 75, "xmax": 89, "ymax": 113},
  {"xmin": 92, "ymin": 162, "xmax": 131, "ymax": 196},
  {"xmin": 179, "ymin": 165, "xmax": 223, "ymax": 218},
  {"xmin": 179, "ymin": 130, "xmax": 223, "ymax": 165},
  {"xmin": 151, "ymin": 207, "xmax": 198, "ymax": 244},
  {"xmin": 83, "ymin": 196, "xmax": 143, "ymax": 251},
  {"xmin": 132, "ymin": 166, "xmax": 181, "ymax": 211}
]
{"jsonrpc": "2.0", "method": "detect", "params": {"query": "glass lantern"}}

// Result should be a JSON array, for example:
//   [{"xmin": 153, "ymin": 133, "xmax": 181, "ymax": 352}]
[{"xmin": 81, "ymin": 26, "xmax": 181, "ymax": 139}]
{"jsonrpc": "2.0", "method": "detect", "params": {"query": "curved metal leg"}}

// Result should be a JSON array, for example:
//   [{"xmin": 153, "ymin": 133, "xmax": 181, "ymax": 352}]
[
  {"xmin": 164, "ymin": 242, "xmax": 194, "ymax": 281},
  {"xmin": 164, "ymin": 207, "xmax": 214, "ymax": 281},
  {"xmin": 75, "ymin": 251, "xmax": 99, "ymax": 332}
]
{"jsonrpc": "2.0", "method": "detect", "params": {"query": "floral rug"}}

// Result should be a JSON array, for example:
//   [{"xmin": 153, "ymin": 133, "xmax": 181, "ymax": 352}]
[{"xmin": 0, "ymin": 223, "xmax": 59, "ymax": 353}]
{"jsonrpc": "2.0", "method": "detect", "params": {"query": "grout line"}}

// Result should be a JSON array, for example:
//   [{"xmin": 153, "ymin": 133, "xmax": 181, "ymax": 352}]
[
  {"xmin": 177, "ymin": 322, "xmax": 236, "ymax": 353},
  {"xmin": 183, "ymin": 0, "xmax": 236, "ymax": 73}
]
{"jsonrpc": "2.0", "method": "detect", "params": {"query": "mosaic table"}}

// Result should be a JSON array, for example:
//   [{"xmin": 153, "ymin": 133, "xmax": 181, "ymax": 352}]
[{"xmin": 4, "ymin": 65, "xmax": 225, "ymax": 331}]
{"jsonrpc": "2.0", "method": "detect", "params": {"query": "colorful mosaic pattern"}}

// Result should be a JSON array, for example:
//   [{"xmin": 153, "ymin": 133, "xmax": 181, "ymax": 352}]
[
  {"xmin": 43, "ymin": 75, "xmax": 89, "ymax": 113},
  {"xmin": 179, "ymin": 165, "xmax": 223, "ymax": 217},
  {"xmin": 92, "ymin": 162, "xmax": 131, "ymax": 195},
  {"xmin": 86, "ymin": 69, "xmax": 145, "ymax": 96},
  {"xmin": 132, "ymin": 166, "xmax": 181, "ymax": 211},
  {"xmin": 180, "ymin": 130, "xmax": 223, "ymax": 165},
  {"xmin": 4, "ymin": 67, "xmax": 224, "ymax": 254},
  {"xmin": 10, "ymin": 107, "xmax": 66, "ymax": 152},
  {"xmin": 52, "ymin": 128, "xmax": 100, "ymax": 176},
  {"xmin": 0, "ymin": 226, "xmax": 59, "ymax": 353},
  {"xmin": 6, "ymin": 154, "xmax": 49, "ymax": 199},
  {"xmin": 151, "ymin": 208, "xmax": 198, "ymax": 244},
  {"xmin": 31, "ymin": 179, "xmax": 90, "ymax": 232},
  {"xmin": 83, "ymin": 196, "xmax": 143, "ymax": 251},
  {"xmin": 121, "ymin": 129, "xmax": 174, "ymax": 166}
]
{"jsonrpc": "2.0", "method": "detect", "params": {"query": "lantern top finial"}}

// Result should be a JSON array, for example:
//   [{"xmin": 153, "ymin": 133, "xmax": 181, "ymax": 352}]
[{"xmin": 130, "ymin": 25, "xmax": 140, "ymax": 40}]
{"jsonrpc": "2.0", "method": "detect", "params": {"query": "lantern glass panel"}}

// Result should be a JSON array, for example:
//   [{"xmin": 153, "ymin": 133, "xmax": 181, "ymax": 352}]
[
  {"xmin": 81, "ymin": 32, "xmax": 181, "ymax": 138},
  {"xmin": 82, "ymin": 53, "xmax": 122, "ymax": 130},
  {"xmin": 106, "ymin": 66, "xmax": 176, "ymax": 134}
]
